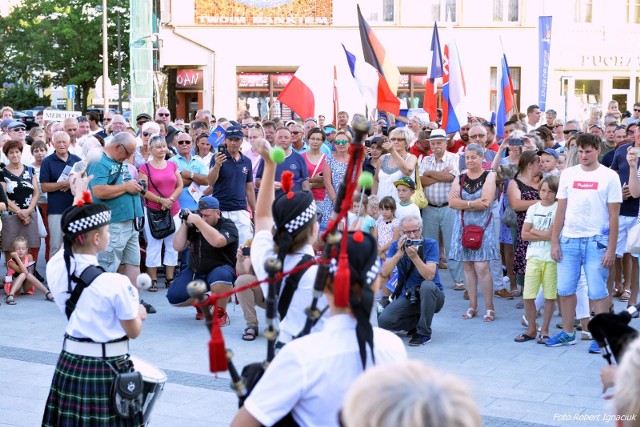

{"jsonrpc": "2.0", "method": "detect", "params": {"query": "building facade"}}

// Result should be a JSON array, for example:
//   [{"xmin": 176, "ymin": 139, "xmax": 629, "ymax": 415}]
[{"xmin": 156, "ymin": 0, "xmax": 640, "ymax": 124}]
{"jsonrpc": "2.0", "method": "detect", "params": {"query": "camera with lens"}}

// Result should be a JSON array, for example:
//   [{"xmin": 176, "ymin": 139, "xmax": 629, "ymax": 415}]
[
  {"xmin": 405, "ymin": 286, "xmax": 420, "ymax": 305},
  {"xmin": 138, "ymin": 179, "xmax": 147, "ymax": 195},
  {"xmin": 179, "ymin": 209, "xmax": 199, "ymax": 221},
  {"xmin": 402, "ymin": 239, "xmax": 422, "ymax": 251}
]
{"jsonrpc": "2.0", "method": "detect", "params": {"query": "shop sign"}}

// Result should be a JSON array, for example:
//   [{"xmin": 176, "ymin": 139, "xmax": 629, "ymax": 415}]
[
  {"xmin": 581, "ymin": 55, "xmax": 640, "ymax": 68},
  {"xmin": 272, "ymin": 73, "xmax": 294, "ymax": 88},
  {"xmin": 177, "ymin": 69, "xmax": 204, "ymax": 91},
  {"xmin": 194, "ymin": 0, "xmax": 333, "ymax": 26},
  {"xmin": 238, "ymin": 74, "xmax": 269, "ymax": 88}
]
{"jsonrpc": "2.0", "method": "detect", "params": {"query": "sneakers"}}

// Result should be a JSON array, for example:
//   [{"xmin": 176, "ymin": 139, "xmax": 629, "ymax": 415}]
[
  {"xmin": 494, "ymin": 288, "xmax": 514, "ymax": 299},
  {"xmin": 588, "ymin": 341, "xmax": 601, "ymax": 354},
  {"xmin": 216, "ymin": 307, "xmax": 230, "ymax": 327},
  {"xmin": 545, "ymin": 330, "xmax": 577, "ymax": 347},
  {"xmin": 408, "ymin": 334, "xmax": 431, "ymax": 346},
  {"xmin": 140, "ymin": 300, "xmax": 156, "ymax": 314},
  {"xmin": 194, "ymin": 304, "xmax": 212, "ymax": 320}
]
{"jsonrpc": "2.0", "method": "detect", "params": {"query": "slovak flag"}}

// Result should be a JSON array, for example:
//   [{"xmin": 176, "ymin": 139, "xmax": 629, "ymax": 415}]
[
  {"xmin": 424, "ymin": 22, "xmax": 443, "ymax": 123},
  {"xmin": 356, "ymin": 5, "xmax": 400, "ymax": 115},
  {"xmin": 208, "ymin": 125, "xmax": 225, "ymax": 148},
  {"xmin": 496, "ymin": 53, "xmax": 515, "ymax": 139},
  {"xmin": 441, "ymin": 41, "xmax": 468, "ymax": 134}
]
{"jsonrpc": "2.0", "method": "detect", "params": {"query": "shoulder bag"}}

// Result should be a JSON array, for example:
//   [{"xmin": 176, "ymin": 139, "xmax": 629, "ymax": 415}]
[
  {"xmin": 410, "ymin": 162, "xmax": 428, "ymax": 209},
  {"xmin": 460, "ymin": 174, "xmax": 492, "ymax": 250},
  {"xmin": 144, "ymin": 164, "xmax": 176, "ymax": 240}
]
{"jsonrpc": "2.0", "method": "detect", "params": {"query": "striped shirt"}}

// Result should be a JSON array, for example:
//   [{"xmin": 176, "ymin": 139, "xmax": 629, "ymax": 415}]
[{"xmin": 418, "ymin": 151, "xmax": 459, "ymax": 205}]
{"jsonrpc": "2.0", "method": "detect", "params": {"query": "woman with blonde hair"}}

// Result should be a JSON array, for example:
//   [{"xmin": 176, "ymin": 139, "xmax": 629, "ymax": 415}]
[
  {"xmin": 372, "ymin": 127, "xmax": 417, "ymax": 204},
  {"xmin": 342, "ymin": 359, "xmax": 481, "ymax": 427},
  {"xmin": 613, "ymin": 336, "xmax": 640, "ymax": 426}
]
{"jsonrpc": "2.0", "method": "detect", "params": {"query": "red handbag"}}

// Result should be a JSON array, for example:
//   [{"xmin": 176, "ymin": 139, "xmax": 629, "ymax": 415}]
[{"xmin": 460, "ymin": 174, "xmax": 492, "ymax": 250}]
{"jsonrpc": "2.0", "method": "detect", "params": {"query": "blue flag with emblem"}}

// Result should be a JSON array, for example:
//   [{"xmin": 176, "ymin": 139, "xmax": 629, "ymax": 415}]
[{"xmin": 208, "ymin": 125, "xmax": 226, "ymax": 148}]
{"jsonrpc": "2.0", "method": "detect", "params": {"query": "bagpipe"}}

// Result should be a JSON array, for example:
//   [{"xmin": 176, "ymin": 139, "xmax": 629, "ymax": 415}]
[
  {"xmin": 187, "ymin": 117, "xmax": 374, "ymax": 411},
  {"xmin": 588, "ymin": 303, "xmax": 640, "ymax": 365}
]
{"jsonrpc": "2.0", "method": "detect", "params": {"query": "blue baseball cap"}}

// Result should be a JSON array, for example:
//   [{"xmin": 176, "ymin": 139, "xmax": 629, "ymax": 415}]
[
  {"xmin": 7, "ymin": 120, "xmax": 26, "ymax": 131},
  {"xmin": 198, "ymin": 196, "xmax": 220, "ymax": 210},
  {"xmin": 538, "ymin": 148, "xmax": 559, "ymax": 159},
  {"xmin": 225, "ymin": 125, "xmax": 243, "ymax": 140}
]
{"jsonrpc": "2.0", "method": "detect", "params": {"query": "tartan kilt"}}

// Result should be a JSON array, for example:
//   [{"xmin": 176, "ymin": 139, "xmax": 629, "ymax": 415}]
[{"xmin": 42, "ymin": 350, "xmax": 144, "ymax": 427}]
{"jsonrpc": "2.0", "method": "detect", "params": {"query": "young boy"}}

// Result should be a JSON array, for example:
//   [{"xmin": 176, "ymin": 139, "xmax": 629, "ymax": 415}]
[
  {"xmin": 539, "ymin": 148, "xmax": 560, "ymax": 177},
  {"xmin": 393, "ymin": 176, "xmax": 421, "ymax": 222},
  {"xmin": 515, "ymin": 175, "xmax": 559, "ymax": 344}
]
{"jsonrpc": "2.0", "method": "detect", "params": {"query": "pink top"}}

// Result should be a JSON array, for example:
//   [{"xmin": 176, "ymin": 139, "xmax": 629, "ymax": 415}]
[
  {"xmin": 139, "ymin": 162, "xmax": 180, "ymax": 216},
  {"xmin": 303, "ymin": 153, "xmax": 326, "ymax": 201}
]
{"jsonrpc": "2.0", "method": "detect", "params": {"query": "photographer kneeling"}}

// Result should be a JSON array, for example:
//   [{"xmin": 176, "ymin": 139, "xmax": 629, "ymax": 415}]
[
  {"xmin": 378, "ymin": 215, "xmax": 445, "ymax": 346},
  {"xmin": 166, "ymin": 196, "xmax": 239, "ymax": 323}
]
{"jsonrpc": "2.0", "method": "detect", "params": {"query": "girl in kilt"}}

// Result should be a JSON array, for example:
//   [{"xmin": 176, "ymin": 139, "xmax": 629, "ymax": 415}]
[{"xmin": 42, "ymin": 187, "xmax": 147, "ymax": 426}]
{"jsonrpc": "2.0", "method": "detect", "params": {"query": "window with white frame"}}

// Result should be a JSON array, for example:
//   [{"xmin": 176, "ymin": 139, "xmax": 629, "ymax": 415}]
[
  {"xmin": 428, "ymin": 0, "xmax": 457, "ymax": 23},
  {"xmin": 576, "ymin": 0, "xmax": 593, "ymax": 23},
  {"xmin": 493, "ymin": 0, "xmax": 519, "ymax": 23},
  {"xmin": 628, "ymin": 0, "xmax": 640, "ymax": 23},
  {"xmin": 489, "ymin": 66, "xmax": 521, "ymax": 114},
  {"xmin": 359, "ymin": 0, "xmax": 396, "ymax": 23}
]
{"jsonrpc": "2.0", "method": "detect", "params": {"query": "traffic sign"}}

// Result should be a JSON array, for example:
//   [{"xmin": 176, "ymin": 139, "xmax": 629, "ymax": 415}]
[{"xmin": 66, "ymin": 85, "xmax": 77, "ymax": 99}]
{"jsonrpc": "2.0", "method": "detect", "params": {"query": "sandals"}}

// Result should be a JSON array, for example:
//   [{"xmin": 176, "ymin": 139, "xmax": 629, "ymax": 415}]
[
  {"xmin": 483, "ymin": 309, "xmax": 496, "ymax": 322},
  {"xmin": 165, "ymin": 277, "xmax": 174, "ymax": 288},
  {"xmin": 149, "ymin": 280, "xmax": 159, "ymax": 293},
  {"xmin": 5, "ymin": 295, "xmax": 16, "ymax": 305},
  {"xmin": 45, "ymin": 292, "xmax": 55, "ymax": 302},
  {"xmin": 514, "ymin": 333, "xmax": 535, "ymax": 343},
  {"xmin": 438, "ymin": 258, "xmax": 448, "ymax": 269},
  {"xmin": 620, "ymin": 290, "xmax": 631, "ymax": 301},
  {"xmin": 242, "ymin": 325, "xmax": 259, "ymax": 341},
  {"xmin": 537, "ymin": 335, "xmax": 550, "ymax": 344},
  {"xmin": 462, "ymin": 307, "xmax": 477, "ymax": 320}
]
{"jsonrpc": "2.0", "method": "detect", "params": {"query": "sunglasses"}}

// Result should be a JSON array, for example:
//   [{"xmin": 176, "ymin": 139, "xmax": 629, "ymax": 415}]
[
  {"xmin": 291, "ymin": 131, "xmax": 302, "ymax": 135},
  {"xmin": 177, "ymin": 139, "xmax": 191, "ymax": 145},
  {"xmin": 335, "ymin": 139, "xmax": 349, "ymax": 145},
  {"xmin": 104, "ymin": 118, "xmax": 112, "ymax": 122},
  {"xmin": 157, "ymin": 113, "xmax": 170, "ymax": 117},
  {"xmin": 241, "ymin": 123, "xmax": 256, "ymax": 129},
  {"xmin": 142, "ymin": 131, "xmax": 152, "ymax": 137},
  {"xmin": 563, "ymin": 130, "xmax": 578, "ymax": 135},
  {"xmin": 9, "ymin": 128, "xmax": 25, "ymax": 132},
  {"xmin": 635, "ymin": 109, "xmax": 640, "ymax": 112},
  {"xmin": 137, "ymin": 121, "xmax": 149, "ymax": 126}
]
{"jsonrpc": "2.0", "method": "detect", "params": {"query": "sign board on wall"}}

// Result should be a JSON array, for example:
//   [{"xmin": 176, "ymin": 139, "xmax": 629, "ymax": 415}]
[
  {"xmin": 43, "ymin": 110, "xmax": 82, "ymax": 121},
  {"xmin": 194, "ymin": 0, "xmax": 333, "ymax": 26},
  {"xmin": 177, "ymin": 69, "xmax": 204, "ymax": 91}
]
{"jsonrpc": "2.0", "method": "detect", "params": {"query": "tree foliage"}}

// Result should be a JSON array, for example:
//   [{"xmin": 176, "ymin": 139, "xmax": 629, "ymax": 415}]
[
  {"xmin": 0, "ymin": 0, "xmax": 130, "ymax": 111},
  {"xmin": 0, "ymin": 85, "xmax": 51, "ymax": 111}
]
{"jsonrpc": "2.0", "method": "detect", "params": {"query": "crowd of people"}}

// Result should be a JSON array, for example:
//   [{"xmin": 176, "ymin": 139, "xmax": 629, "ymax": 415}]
[{"xmin": 2, "ymin": 99, "xmax": 640, "ymax": 425}]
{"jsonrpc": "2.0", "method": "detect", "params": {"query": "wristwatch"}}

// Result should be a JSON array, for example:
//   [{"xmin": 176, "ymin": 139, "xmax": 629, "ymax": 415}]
[{"xmin": 190, "ymin": 171, "xmax": 195, "ymax": 179}]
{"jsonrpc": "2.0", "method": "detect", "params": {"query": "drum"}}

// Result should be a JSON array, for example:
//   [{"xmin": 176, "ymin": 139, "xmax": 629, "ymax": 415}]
[{"xmin": 129, "ymin": 355, "xmax": 167, "ymax": 424}]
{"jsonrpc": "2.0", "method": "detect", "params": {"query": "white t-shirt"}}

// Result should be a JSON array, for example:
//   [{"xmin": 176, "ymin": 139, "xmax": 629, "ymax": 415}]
[
  {"xmin": 47, "ymin": 250, "xmax": 139, "ymax": 342},
  {"xmin": 524, "ymin": 201, "xmax": 557, "ymax": 261},
  {"xmin": 395, "ymin": 201, "xmax": 421, "ymax": 222},
  {"xmin": 250, "ymin": 229, "xmax": 327, "ymax": 342},
  {"xmin": 557, "ymin": 164, "xmax": 622, "ymax": 238},
  {"xmin": 244, "ymin": 314, "xmax": 407, "ymax": 427}
]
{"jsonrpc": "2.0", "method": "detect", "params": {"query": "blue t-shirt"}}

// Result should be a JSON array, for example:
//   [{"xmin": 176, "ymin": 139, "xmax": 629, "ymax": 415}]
[
  {"xmin": 610, "ymin": 142, "xmax": 640, "ymax": 217},
  {"xmin": 87, "ymin": 154, "xmax": 143, "ymax": 223},
  {"xmin": 209, "ymin": 152, "xmax": 252, "ymax": 211},
  {"xmin": 386, "ymin": 238, "xmax": 443, "ymax": 292},
  {"xmin": 169, "ymin": 155, "xmax": 208, "ymax": 211},
  {"xmin": 40, "ymin": 152, "xmax": 82, "ymax": 215},
  {"xmin": 255, "ymin": 150, "xmax": 309, "ymax": 196}
]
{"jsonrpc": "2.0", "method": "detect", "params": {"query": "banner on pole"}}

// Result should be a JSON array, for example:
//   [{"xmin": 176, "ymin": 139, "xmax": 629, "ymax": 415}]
[{"xmin": 538, "ymin": 16, "xmax": 552, "ymax": 111}]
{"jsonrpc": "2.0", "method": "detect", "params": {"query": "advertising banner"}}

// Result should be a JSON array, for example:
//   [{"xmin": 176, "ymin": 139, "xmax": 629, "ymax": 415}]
[
  {"xmin": 538, "ymin": 16, "xmax": 552, "ymax": 111},
  {"xmin": 194, "ymin": 0, "xmax": 332, "ymax": 26}
]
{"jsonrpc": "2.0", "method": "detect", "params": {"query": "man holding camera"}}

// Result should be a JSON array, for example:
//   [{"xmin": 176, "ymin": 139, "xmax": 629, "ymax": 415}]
[
  {"xmin": 166, "ymin": 196, "xmax": 239, "ymax": 323},
  {"xmin": 378, "ymin": 215, "xmax": 445, "ymax": 346},
  {"xmin": 208, "ymin": 126, "xmax": 256, "ymax": 247}
]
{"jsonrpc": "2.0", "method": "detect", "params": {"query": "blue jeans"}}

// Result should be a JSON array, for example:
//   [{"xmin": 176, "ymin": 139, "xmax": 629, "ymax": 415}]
[
  {"xmin": 166, "ymin": 264, "xmax": 236, "ymax": 305},
  {"xmin": 556, "ymin": 235, "xmax": 609, "ymax": 300}
]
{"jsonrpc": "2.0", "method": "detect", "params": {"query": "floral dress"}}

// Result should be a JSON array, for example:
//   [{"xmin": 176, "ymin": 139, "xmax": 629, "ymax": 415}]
[
  {"xmin": 319, "ymin": 156, "xmax": 348, "ymax": 228},
  {"xmin": 513, "ymin": 178, "xmax": 540, "ymax": 276},
  {"xmin": 449, "ymin": 171, "xmax": 499, "ymax": 262}
]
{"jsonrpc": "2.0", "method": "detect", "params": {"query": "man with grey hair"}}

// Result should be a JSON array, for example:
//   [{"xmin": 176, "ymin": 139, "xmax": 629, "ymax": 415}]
[
  {"xmin": 104, "ymin": 114, "xmax": 127, "ymax": 144},
  {"xmin": 63, "ymin": 117, "xmax": 80, "ymax": 157},
  {"xmin": 378, "ymin": 215, "xmax": 445, "ymax": 346},
  {"xmin": 88, "ymin": 133, "xmax": 146, "ymax": 299}
]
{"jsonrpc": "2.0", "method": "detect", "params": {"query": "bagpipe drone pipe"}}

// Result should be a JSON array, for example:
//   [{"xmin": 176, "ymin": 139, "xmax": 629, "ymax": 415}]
[{"xmin": 187, "ymin": 117, "xmax": 373, "ymax": 415}]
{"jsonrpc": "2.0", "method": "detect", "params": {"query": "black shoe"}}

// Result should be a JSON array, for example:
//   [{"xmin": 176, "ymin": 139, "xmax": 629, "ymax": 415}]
[
  {"xmin": 408, "ymin": 334, "xmax": 431, "ymax": 346},
  {"xmin": 406, "ymin": 328, "xmax": 417, "ymax": 337},
  {"xmin": 140, "ymin": 299, "xmax": 156, "ymax": 314}
]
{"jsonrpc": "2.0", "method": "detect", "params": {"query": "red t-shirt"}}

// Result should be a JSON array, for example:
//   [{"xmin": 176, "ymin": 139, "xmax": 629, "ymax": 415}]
[
  {"xmin": 410, "ymin": 145, "xmax": 430, "ymax": 158},
  {"xmin": 447, "ymin": 139, "xmax": 467, "ymax": 154},
  {"xmin": 486, "ymin": 142, "xmax": 500, "ymax": 152}
]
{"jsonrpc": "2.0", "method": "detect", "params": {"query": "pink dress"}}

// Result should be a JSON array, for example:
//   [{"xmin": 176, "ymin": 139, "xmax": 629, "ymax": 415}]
[
  {"xmin": 304, "ymin": 153, "xmax": 326, "ymax": 201},
  {"xmin": 138, "ymin": 162, "xmax": 181, "ymax": 216}
]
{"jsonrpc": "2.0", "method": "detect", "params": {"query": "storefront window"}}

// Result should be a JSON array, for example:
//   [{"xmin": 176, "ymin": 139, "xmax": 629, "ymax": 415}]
[
  {"xmin": 428, "ymin": 0, "xmax": 456, "ymax": 23},
  {"xmin": 576, "ymin": 0, "xmax": 593, "ymax": 23},
  {"xmin": 493, "ymin": 0, "xmax": 519, "ymax": 23},
  {"xmin": 574, "ymin": 79, "xmax": 601, "ymax": 120},
  {"xmin": 398, "ymin": 73, "xmax": 433, "ymax": 110},
  {"xmin": 359, "ymin": 0, "xmax": 395, "ymax": 23},
  {"xmin": 237, "ymin": 72, "xmax": 299, "ymax": 120}
]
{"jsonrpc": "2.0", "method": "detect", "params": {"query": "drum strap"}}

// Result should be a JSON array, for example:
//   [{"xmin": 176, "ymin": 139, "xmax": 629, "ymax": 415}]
[{"xmin": 65, "ymin": 265, "xmax": 106, "ymax": 320}]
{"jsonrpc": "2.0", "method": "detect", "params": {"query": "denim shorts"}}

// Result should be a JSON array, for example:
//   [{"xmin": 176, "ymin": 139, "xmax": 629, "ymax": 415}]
[{"xmin": 556, "ymin": 235, "xmax": 609, "ymax": 300}]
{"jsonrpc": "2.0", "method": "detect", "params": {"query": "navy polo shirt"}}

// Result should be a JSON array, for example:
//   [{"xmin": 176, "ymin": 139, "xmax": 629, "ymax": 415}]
[
  {"xmin": 255, "ymin": 150, "xmax": 309, "ymax": 196},
  {"xmin": 610, "ymin": 142, "xmax": 640, "ymax": 217},
  {"xmin": 209, "ymin": 152, "xmax": 253, "ymax": 211},
  {"xmin": 40, "ymin": 152, "xmax": 82, "ymax": 215}
]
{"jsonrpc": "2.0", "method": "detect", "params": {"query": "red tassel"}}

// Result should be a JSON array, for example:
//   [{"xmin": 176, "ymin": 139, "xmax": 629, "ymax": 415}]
[
  {"xmin": 281, "ymin": 170, "xmax": 294, "ymax": 194},
  {"xmin": 353, "ymin": 231, "xmax": 364, "ymax": 243},
  {"xmin": 82, "ymin": 191, "xmax": 93, "ymax": 204},
  {"xmin": 209, "ymin": 309, "xmax": 228, "ymax": 373},
  {"xmin": 334, "ymin": 252, "xmax": 350, "ymax": 307}
]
